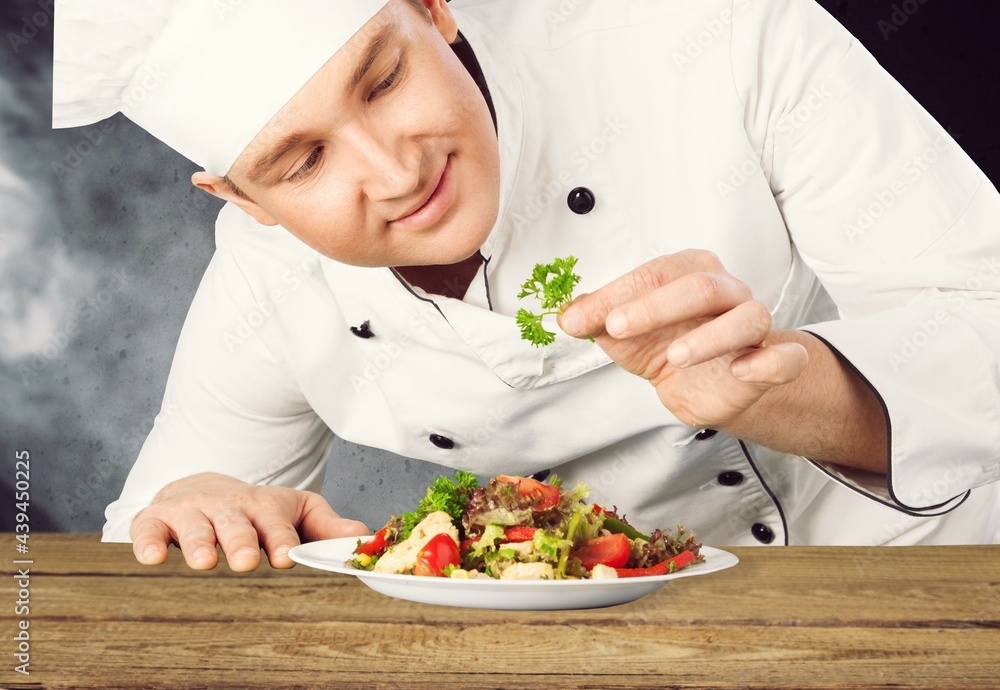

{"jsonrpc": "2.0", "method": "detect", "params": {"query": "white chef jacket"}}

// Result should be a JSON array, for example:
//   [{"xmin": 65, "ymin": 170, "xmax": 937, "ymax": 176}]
[{"xmin": 103, "ymin": 0, "xmax": 1000, "ymax": 546}]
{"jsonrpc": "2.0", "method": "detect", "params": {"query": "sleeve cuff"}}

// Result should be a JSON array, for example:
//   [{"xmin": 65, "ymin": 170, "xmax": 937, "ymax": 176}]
[{"xmin": 802, "ymin": 313, "xmax": 995, "ymax": 514}]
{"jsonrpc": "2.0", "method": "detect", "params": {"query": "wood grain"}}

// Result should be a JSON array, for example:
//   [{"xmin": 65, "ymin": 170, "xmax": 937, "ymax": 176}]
[{"xmin": 2, "ymin": 534, "xmax": 998, "ymax": 689}]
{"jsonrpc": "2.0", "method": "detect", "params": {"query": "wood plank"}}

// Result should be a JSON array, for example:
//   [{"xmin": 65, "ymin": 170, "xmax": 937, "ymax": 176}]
[
  {"xmin": 3, "ymin": 535, "xmax": 999, "ymax": 689},
  {"xmin": 5, "ymin": 536, "xmax": 997, "ymax": 626},
  {"xmin": 25, "ymin": 570, "xmax": 1000, "ymax": 626},
  {"xmin": 6, "ymin": 534, "xmax": 999, "ymax": 583},
  {"xmin": 12, "ymin": 620, "xmax": 1000, "ymax": 689}
]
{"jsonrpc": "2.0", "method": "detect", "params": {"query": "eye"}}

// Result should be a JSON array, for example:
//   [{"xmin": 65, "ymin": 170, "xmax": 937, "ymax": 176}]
[
  {"xmin": 289, "ymin": 146, "xmax": 324, "ymax": 181},
  {"xmin": 369, "ymin": 59, "xmax": 405, "ymax": 101}
]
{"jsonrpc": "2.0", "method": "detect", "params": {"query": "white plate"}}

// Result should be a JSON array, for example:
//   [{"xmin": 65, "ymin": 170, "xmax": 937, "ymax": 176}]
[{"xmin": 289, "ymin": 537, "xmax": 739, "ymax": 610}]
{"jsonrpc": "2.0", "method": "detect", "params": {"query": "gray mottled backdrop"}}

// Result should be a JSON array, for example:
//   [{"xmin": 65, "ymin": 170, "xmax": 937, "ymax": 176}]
[
  {"xmin": 2, "ymin": 1, "xmax": 999, "ymax": 534},
  {"xmin": 0, "ymin": 1, "xmax": 445, "ymax": 535}
]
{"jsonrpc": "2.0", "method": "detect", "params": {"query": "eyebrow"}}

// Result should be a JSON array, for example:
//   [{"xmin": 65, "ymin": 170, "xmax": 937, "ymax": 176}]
[
  {"xmin": 349, "ymin": 21, "xmax": 397, "ymax": 95},
  {"xmin": 243, "ymin": 20, "xmax": 399, "ymax": 186},
  {"xmin": 245, "ymin": 131, "xmax": 308, "ymax": 185}
]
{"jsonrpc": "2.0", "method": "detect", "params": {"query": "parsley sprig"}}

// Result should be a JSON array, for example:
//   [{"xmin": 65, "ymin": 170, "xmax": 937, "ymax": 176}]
[
  {"xmin": 515, "ymin": 255, "xmax": 582, "ymax": 347},
  {"xmin": 397, "ymin": 470, "xmax": 479, "ymax": 541}
]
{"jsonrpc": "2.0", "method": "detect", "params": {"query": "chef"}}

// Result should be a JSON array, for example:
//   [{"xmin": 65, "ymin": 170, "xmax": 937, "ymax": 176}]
[{"xmin": 53, "ymin": 0, "xmax": 1000, "ymax": 571}]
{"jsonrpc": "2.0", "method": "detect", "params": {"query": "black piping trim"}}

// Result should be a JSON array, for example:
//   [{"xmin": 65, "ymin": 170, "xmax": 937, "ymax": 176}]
[
  {"xmin": 803, "ymin": 329, "xmax": 965, "ymax": 512},
  {"xmin": 739, "ymin": 441, "xmax": 789, "ymax": 546},
  {"xmin": 389, "ymin": 268, "xmax": 446, "ymax": 317},
  {"xmin": 451, "ymin": 31, "xmax": 497, "ymax": 135},
  {"xmin": 388, "ymin": 267, "xmax": 516, "ymax": 391},
  {"xmin": 482, "ymin": 253, "xmax": 494, "ymax": 312},
  {"xmin": 808, "ymin": 460, "xmax": 971, "ymax": 517}
]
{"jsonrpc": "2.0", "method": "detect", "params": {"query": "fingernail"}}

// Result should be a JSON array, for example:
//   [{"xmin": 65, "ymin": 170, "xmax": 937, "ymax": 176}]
[
  {"xmin": 272, "ymin": 546, "xmax": 290, "ymax": 560},
  {"xmin": 561, "ymin": 310, "xmax": 585, "ymax": 337},
  {"xmin": 606, "ymin": 310, "xmax": 628, "ymax": 337},
  {"xmin": 668, "ymin": 341, "xmax": 690, "ymax": 367},
  {"xmin": 141, "ymin": 544, "xmax": 160, "ymax": 561},
  {"xmin": 193, "ymin": 546, "xmax": 215, "ymax": 561},
  {"xmin": 731, "ymin": 359, "xmax": 751, "ymax": 379}
]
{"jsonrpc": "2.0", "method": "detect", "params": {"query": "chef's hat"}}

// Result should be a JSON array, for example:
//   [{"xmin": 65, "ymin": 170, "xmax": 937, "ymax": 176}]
[{"xmin": 53, "ymin": 1, "xmax": 389, "ymax": 175}]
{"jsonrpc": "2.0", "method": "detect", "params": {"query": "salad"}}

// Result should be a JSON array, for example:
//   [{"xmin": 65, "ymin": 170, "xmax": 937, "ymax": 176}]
[{"xmin": 350, "ymin": 472, "xmax": 703, "ymax": 580}]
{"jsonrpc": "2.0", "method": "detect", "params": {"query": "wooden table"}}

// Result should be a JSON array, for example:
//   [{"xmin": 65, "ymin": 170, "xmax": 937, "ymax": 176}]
[{"xmin": 1, "ymin": 534, "xmax": 998, "ymax": 689}]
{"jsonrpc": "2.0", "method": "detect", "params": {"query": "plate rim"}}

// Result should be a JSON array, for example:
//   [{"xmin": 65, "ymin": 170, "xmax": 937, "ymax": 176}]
[{"xmin": 289, "ymin": 537, "xmax": 738, "ymax": 587}]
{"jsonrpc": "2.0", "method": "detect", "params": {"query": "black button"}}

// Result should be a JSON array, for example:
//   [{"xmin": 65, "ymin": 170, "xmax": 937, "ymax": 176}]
[
  {"xmin": 350, "ymin": 320, "xmax": 375, "ymax": 339},
  {"xmin": 429, "ymin": 434, "xmax": 455, "ymax": 450},
  {"xmin": 567, "ymin": 187, "xmax": 596, "ymax": 215},
  {"xmin": 717, "ymin": 471, "xmax": 744, "ymax": 487},
  {"xmin": 751, "ymin": 523, "xmax": 775, "ymax": 544},
  {"xmin": 530, "ymin": 469, "xmax": 551, "ymax": 482},
  {"xmin": 695, "ymin": 429, "xmax": 718, "ymax": 441}
]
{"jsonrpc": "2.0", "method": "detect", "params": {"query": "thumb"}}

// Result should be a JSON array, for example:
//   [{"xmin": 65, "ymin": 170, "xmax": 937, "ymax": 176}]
[{"xmin": 296, "ymin": 492, "xmax": 369, "ymax": 543}]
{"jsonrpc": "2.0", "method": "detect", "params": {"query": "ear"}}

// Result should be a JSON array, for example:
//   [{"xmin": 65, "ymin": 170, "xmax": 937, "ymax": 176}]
[
  {"xmin": 421, "ymin": 0, "xmax": 458, "ymax": 43},
  {"xmin": 190, "ymin": 172, "xmax": 279, "ymax": 227}
]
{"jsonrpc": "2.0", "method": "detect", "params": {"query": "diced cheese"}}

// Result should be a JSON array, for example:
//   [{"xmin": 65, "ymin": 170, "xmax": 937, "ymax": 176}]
[
  {"xmin": 499, "ymin": 562, "xmax": 554, "ymax": 580},
  {"xmin": 373, "ymin": 511, "xmax": 459, "ymax": 574},
  {"xmin": 497, "ymin": 541, "xmax": 534, "ymax": 558},
  {"xmin": 590, "ymin": 564, "xmax": 619, "ymax": 580}
]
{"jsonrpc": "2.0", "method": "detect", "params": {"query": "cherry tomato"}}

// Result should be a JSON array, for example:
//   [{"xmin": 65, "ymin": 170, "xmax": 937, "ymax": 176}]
[
  {"xmin": 413, "ymin": 533, "xmax": 461, "ymax": 577},
  {"xmin": 570, "ymin": 533, "xmax": 631, "ymax": 570},
  {"xmin": 354, "ymin": 527, "xmax": 389, "ymax": 557},
  {"xmin": 614, "ymin": 551, "xmax": 696, "ymax": 578},
  {"xmin": 614, "ymin": 562, "xmax": 669, "ymax": 578},
  {"xmin": 496, "ymin": 475, "xmax": 560, "ymax": 510}
]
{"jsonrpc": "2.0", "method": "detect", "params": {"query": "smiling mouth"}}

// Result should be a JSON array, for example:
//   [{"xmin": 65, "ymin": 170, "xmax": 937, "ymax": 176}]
[{"xmin": 391, "ymin": 156, "xmax": 455, "ymax": 231}]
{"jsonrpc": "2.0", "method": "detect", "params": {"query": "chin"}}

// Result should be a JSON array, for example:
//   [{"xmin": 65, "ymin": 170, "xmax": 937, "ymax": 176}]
[{"xmin": 435, "ymin": 229, "xmax": 492, "ymax": 265}]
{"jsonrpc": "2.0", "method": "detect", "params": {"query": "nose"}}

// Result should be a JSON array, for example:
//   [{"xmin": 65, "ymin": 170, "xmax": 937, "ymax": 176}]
[{"xmin": 343, "ymin": 124, "xmax": 420, "ymax": 202}]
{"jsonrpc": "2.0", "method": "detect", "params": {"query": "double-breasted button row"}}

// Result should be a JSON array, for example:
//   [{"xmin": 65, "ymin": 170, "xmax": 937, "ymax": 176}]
[{"xmin": 751, "ymin": 523, "xmax": 775, "ymax": 544}]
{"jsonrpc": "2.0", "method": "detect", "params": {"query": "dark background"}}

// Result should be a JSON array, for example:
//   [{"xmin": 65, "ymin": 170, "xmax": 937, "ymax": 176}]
[{"xmin": 2, "ymin": 0, "xmax": 999, "ymax": 533}]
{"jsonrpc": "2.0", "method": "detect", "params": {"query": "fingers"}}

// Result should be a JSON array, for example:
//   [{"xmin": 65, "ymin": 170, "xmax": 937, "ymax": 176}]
[
  {"xmin": 559, "ymin": 251, "xmax": 729, "ymax": 338},
  {"xmin": 296, "ymin": 492, "xmax": 369, "ymax": 544},
  {"xmin": 128, "ymin": 474, "xmax": 368, "ymax": 572},
  {"xmin": 665, "ymin": 299, "xmax": 771, "ymax": 367},
  {"xmin": 730, "ymin": 341, "xmax": 809, "ymax": 386},
  {"xmin": 605, "ymin": 272, "xmax": 752, "ymax": 341},
  {"xmin": 256, "ymin": 492, "xmax": 367, "ymax": 568},
  {"xmin": 130, "ymin": 515, "xmax": 171, "ymax": 565},
  {"xmin": 210, "ymin": 509, "xmax": 263, "ymax": 572},
  {"xmin": 173, "ymin": 513, "xmax": 223, "ymax": 570},
  {"xmin": 131, "ymin": 501, "xmax": 223, "ymax": 570},
  {"xmin": 254, "ymin": 517, "xmax": 304, "ymax": 569}
]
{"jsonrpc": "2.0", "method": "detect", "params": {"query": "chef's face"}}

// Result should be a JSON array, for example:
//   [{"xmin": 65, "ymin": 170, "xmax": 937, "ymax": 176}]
[{"xmin": 194, "ymin": 0, "xmax": 500, "ymax": 268}]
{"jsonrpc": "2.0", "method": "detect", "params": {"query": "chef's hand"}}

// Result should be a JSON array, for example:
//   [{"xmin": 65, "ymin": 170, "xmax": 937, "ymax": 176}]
[
  {"xmin": 557, "ymin": 250, "xmax": 809, "ymax": 429},
  {"xmin": 129, "ymin": 472, "xmax": 369, "ymax": 572}
]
